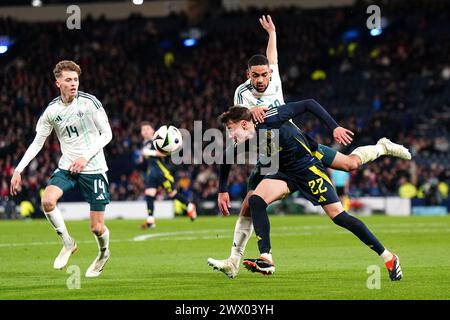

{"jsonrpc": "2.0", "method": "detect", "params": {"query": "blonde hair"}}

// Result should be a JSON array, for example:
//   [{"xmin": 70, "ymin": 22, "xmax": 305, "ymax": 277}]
[{"xmin": 53, "ymin": 60, "xmax": 81, "ymax": 79}]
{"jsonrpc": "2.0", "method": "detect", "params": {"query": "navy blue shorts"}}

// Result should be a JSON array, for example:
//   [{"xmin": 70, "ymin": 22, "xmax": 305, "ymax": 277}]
[
  {"xmin": 263, "ymin": 163, "xmax": 340, "ymax": 206},
  {"xmin": 144, "ymin": 163, "xmax": 175, "ymax": 193}
]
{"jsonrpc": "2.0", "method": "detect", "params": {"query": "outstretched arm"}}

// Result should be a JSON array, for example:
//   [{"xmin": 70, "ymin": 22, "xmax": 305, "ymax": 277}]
[
  {"xmin": 260, "ymin": 15, "xmax": 277, "ymax": 65},
  {"xmin": 142, "ymin": 146, "xmax": 167, "ymax": 158},
  {"xmin": 218, "ymin": 141, "xmax": 237, "ymax": 194},
  {"xmin": 11, "ymin": 113, "xmax": 53, "ymax": 195},
  {"xmin": 218, "ymin": 138, "xmax": 252, "ymax": 193},
  {"xmin": 217, "ymin": 139, "xmax": 252, "ymax": 216},
  {"xmin": 276, "ymin": 99, "xmax": 354, "ymax": 145},
  {"xmin": 218, "ymin": 146, "xmax": 233, "ymax": 216},
  {"xmin": 14, "ymin": 132, "xmax": 50, "ymax": 174}
]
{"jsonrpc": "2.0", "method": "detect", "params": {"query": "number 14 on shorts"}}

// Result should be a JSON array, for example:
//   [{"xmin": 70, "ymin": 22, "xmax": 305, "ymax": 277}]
[{"xmin": 94, "ymin": 179, "xmax": 106, "ymax": 194}]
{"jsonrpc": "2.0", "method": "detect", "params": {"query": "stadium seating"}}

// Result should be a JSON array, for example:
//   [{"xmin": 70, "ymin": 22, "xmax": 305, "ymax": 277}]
[{"xmin": 0, "ymin": 0, "xmax": 448, "ymax": 214}]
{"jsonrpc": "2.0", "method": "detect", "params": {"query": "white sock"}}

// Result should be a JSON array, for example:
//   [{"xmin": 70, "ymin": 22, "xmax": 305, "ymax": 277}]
[
  {"xmin": 230, "ymin": 216, "xmax": 253, "ymax": 265},
  {"xmin": 44, "ymin": 207, "xmax": 73, "ymax": 247},
  {"xmin": 146, "ymin": 216, "xmax": 155, "ymax": 224},
  {"xmin": 350, "ymin": 144, "xmax": 385, "ymax": 165},
  {"xmin": 261, "ymin": 252, "xmax": 273, "ymax": 263},
  {"xmin": 380, "ymin": 249, "xmax": 393, "ymax": 263},
  {"xmin": 95, "ymin": 226, "xmax": 110, "ymax": 253}
]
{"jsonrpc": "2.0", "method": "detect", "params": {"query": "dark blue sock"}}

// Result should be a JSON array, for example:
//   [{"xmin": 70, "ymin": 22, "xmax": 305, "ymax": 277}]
[
  {"xmin": 172, "ymin": 192, "xmax": 189, "ymax": 213},
  {"xmin": 146, "ymin": 195, "xmax": 155, "ymax": 217},
  {"xmin": 173, "ymin": 192, "xmax": 189, "ymax": 206},
  {"xmin": 248, "ymin": 195, "xmax": 271, "ymax": 254},
  {"xmin": 332, "ymin": 211, "xmax": 385, "ymax": 255}
]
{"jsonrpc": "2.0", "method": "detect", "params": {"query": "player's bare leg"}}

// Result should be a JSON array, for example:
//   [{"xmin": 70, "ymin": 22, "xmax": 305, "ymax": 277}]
[
  {"xmin": 322, "ymin": 202, "xmax": 402, "ymax": 281},
  {"xmin": 42, "ymin": 185, "xmax": 77, "ymax": 270},
  {"xmin": 141, "ymin": 188, "xmax": 157, "ymax": 229},
  {"xmin": 335, "ymin": 138, "xmax": 411, "ymax": 172},
  {"xmin": 329, "ymin": 152, "xmax": 362, "ymax": 172},
  {"xmin": 243, "ymin": 179, "xmax": 289, "ymax": 276},
  {"xmin": 85, "ymin": 211, "xmax": 110, "ymax": 278},
  {"xmin": 329, "ymin": 138, "xmax": 411, "ymax": 173},
  {"xmin": 208, "ymin": 191, "xmax": 253, "ymax": 279}
]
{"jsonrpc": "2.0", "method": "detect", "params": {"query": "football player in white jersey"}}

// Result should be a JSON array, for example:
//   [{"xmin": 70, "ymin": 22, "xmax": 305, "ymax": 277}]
[
  {"xmin": 208, "ymin": 15, "xmax": 411, "ymax": 279},
  {"xmin": 10, "ymin": 60, "xmax": 112, "ymax": 277}
]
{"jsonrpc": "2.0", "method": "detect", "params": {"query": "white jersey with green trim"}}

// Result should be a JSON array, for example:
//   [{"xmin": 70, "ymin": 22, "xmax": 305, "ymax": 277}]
[
  {"xmin": 233, "ymin": 64, "xmax": 285, "ymax": 109},
  {"xmin": 15, "ymin": 91, "xmax": 112, "ymax": 174}
]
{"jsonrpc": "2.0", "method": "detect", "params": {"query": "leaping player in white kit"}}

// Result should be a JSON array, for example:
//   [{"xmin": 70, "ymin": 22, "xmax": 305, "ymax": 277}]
[{"xmin": 10, "ymin": 60, "xmax": 113, "ymax": 278}]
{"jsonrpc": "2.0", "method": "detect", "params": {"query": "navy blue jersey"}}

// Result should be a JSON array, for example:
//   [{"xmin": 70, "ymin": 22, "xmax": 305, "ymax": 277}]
[
  {"xmin": 256, "ymin": 100, "xmax": 338, "ymax": 173},
  {"xmin": 218, "ymin": 99, "xmax": 339, "ymax": 192},
  {"xmin": 141, "ymin": 139, "xmax": 174, "ymax": 190},
  {"xmin": 256, "ymin": 101, "xmax": 341, "ymax": 205}
]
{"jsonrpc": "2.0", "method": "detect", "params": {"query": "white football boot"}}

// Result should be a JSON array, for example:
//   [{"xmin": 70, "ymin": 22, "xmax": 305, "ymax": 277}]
[
  {"xmin": 377, "ymin": 137, "xmax": 412, "ymax": 160},
  {"xmin": 85, "ymin": 249, "xmax": 110, "ymax": 278},
  {"xmin": 53, "ymin": 239, "xmax": 77, "ymax": 270},
  {"xmin": 207, "ymin": 257, "xmax": 239, "ymax": 279}
]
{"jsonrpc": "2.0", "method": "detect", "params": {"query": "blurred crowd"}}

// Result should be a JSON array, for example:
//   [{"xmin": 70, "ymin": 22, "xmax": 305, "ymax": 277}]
[{"xmin": 0, "ymin": 0, "xmax": 449, "ymax": 217}]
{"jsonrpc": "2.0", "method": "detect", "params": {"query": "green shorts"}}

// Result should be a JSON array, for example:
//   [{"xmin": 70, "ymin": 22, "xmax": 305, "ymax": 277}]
[
  {"xmin": 316, "ymin": 144, "xmax": 337, "ymax": 168},
  {"xmin": 49, "ymin": 168, "xmax": 111, "ymax": 211}
]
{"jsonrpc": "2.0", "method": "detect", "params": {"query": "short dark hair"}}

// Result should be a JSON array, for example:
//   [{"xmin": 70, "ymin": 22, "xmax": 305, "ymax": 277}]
[
  {"xmin": 219, "ymin": 106, "xmax": 253, "ymax": 125},
  {"xmin": 141, "ymin": 121, "xmax": 153, "ymax": 128},
  {"xmin": 247, "ymin": 54, "xmax": 269, "ymax": 69}
]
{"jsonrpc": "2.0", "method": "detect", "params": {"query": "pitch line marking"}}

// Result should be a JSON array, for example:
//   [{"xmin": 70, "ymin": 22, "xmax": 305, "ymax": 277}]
[{"xmin": 1, "ymin": 225, "xmax": 450, "ymax": 248}]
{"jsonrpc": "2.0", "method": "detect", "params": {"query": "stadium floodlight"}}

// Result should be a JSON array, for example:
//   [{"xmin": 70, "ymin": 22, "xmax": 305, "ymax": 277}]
[
  {"xmin": 342, "ymin": 29, "xmax": 360, "ymax": 41},
  {"xmin": 31, "ymin": 0, "xmax": 42, "ymax": 7},
  {"xmin": 180, "ymin": 27, "xmax": 203, "ymax": 47},
  {"xmin": 370, "ymin": 28, "xmax": 382, "ymax": 36},
  {"xmin": 0, "ymin": 36, "xmax": 11, "ymax": 55},
  {"xmin": 183, "ymin": 38, "xmax": 197, "ymax": 47},
  {"xmin": 132, "ymin": 0, "xmax": 144, "ymax": 5}
]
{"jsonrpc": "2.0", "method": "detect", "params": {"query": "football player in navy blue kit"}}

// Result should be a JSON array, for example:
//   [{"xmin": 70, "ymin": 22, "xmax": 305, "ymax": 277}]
[
  {"xmin": 139, "ymin": 122, "xmax": 196, "ymax": 229},
  {"xmin": 218, "ymin": 101, "xmax": 402, "ymax": 281}
]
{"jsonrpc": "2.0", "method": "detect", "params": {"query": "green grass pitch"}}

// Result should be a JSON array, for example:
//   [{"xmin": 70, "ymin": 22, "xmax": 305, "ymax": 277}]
[{"xmin": 0, "ymin": 215, "xmax": 449, "ymax": 300}]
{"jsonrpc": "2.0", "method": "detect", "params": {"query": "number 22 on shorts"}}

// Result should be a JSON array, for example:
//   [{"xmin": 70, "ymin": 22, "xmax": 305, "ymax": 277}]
[{"xmin": 308, "ymin": 178, "xmax": 327, "ymax": 195}]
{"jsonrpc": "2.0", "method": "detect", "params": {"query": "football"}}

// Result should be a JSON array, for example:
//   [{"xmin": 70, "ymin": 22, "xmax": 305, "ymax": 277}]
[{"xmin": 153, "ymin": 125, "xmax": 183, "ymax": 154}]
